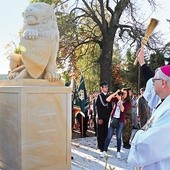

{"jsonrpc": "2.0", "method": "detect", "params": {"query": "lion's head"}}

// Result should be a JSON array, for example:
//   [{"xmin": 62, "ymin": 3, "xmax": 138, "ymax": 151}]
[{"xmin": 22, "ymin": 2, "xmax": 55, "ymax": 26}]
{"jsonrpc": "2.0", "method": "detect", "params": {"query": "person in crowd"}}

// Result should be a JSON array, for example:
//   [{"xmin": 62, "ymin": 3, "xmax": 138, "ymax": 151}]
[
  {"xmin": 100, "ymin": 88, "xmax": 131, "ymax": 159},
  {"xmin": 88, "ymin": 100, "xmax": 94, "ymax": 129},
  {"xmin": 131, "ymin": 92, "xmax": 138, "ymax": 129},
  {"xmin": 92, "ymin": 91, "xmax": 98, "ymax": 136},
  {"xmin": 137, "ymin": 87, "xmax": 150, "ymax": 128},
  {"xmin": 122, "ymin": 87, "xmax": 133, "ymax": 149},
  {"xmin": 96, "ymin": 81, "xmax": 112, "ymax": 152},
  {"xmin": 128, "ymin": 48, "xmax": 170, "ymax": 169}
]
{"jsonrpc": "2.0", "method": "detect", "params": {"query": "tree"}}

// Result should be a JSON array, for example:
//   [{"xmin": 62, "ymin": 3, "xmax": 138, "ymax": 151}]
[
  {"xmin": 68, "ymin": 0, "xmax": 162, "ymax": 88},
  {"xmin": 30, "ymin": 0, "xmax": 164, "ymax": 92}
]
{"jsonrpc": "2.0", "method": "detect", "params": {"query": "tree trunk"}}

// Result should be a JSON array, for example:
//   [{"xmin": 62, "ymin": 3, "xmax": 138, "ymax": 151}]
[{"xmin": 99, "ymin": 38, "xmax": 113, "ymax": 89}]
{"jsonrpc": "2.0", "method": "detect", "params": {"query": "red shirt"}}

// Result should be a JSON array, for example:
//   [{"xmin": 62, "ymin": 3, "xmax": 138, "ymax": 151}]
[{"xmin": 111, "ymin": 98, "xmax": 131, "ymax": 123}]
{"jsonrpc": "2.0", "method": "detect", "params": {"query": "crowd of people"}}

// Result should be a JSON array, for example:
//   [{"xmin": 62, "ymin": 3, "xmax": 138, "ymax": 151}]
[
  {"xmin": 72, "ymin": 81, "xmax": 152, "ymax": 159},
  {"xmin": 71, "ymin": 45, "xmax": 170, "ymax": 169},
  {"xmin": 94, "ymin": 82, "xmax": 152, "ymax": 159}
]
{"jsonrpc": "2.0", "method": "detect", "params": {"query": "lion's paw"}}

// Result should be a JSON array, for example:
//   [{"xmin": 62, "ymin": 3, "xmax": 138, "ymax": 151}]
[
  {"xmin": 44, "ymin": 72, "xmax": 61, "ymax": 82},
  {"xmin": 8, "ymin": 72, "xmax": 19, "ymax": 80}
]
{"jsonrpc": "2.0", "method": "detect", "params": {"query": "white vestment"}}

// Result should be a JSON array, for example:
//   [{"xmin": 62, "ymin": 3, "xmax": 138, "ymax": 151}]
[
  {"xmin": 127, "ymin": 95, "xmax": 170, "ymax": 170},
  {"xmin": 143, "ymin": 78, "xmax": 161, "ymax": 114}
]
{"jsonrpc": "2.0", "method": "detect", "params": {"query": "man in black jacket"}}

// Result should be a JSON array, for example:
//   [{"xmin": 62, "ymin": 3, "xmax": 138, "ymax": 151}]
[{"xmin": 96, "ymin": 81, "xmax": 111, "ymax": 152}]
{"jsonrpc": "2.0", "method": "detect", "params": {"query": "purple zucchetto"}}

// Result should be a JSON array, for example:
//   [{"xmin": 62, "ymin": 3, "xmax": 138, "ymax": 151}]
[{"xmin": 161, "ymin": 65, "xmax": 170, "ymax": 77}]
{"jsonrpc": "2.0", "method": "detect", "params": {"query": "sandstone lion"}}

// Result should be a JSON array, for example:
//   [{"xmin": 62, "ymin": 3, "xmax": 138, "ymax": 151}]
[{"xmin": 8, "ymin": 2, "xmax": 60, "ymax": 81}]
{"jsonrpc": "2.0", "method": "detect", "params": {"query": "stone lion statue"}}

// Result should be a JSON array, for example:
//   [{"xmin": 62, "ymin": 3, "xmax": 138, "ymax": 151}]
[{"xmin": 8, "ymin": 2, "xmax": 60, "ymax": 81}]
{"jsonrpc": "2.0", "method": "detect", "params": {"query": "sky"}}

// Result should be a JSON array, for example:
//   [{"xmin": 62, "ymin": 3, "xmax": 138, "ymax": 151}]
[
  {"xmin": 0, "ymin": 0, "xmax": 29, "ymax": 74},
  {"xmin": 0, "ymin": 1, "xmax": 170, "ymax": 74}
]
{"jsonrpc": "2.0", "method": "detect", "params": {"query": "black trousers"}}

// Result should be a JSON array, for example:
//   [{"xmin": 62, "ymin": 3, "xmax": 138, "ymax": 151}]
[
  {"xmin": 93, "ymin": 116, "xmax": 97, "ymax": 135},
  {"xmin": 97, "ymin": 118, "xmax": 109, "ymax": 152}
]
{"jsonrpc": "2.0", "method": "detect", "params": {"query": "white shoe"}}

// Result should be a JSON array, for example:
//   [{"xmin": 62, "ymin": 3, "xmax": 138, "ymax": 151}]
[
  {"xmin": 116, "ymin": 152, "xmax": 121, "ymax": 159},
  {"xmin": 100, "ymin": 151, "xmax": 106, "ymax": 158}
]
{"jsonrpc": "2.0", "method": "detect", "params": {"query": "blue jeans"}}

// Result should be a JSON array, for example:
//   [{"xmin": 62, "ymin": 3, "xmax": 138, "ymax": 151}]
[{"xmin": 104, "ymin": 121, "xmax": 124, "ymax": 152}]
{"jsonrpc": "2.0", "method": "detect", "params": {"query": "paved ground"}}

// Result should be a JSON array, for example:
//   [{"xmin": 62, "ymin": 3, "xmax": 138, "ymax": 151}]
[{"xmin": 71, "ymin": 130, "xmax": 137, "ymax": 170}]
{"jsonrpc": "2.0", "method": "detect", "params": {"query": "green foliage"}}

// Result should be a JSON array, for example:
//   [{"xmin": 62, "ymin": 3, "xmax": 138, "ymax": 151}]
[
  {"xmin": 62, "ymin": 71, "xmax": 71, "ymax": 86},
  {"xmin": 30, "ymin": 0, "xmax": 56, "ymax": 4},
  {"xmin": 149, "ymin": 51, "xmax": 165, "ymax": 71},
  {"xmin": 57, "ymin": 12, "xmax": 78, "ymax": 70},
  {"xmin": 14, "ymin": 45, "xmax": 26, "ymax": 54},
  {"xmin": 76, "ymin": 44, "xmax": 100, "ymax": 94},
  {"xmin": 57, "ymin": 12, "xmax": 102, "ymax": 94},
  {"xmin": 111, "ymin": 45, "xmax": 124, "ymax": 91},
  {"xmin": 122, "ymin": 49, "xmax": 139, "ymax": 92}
]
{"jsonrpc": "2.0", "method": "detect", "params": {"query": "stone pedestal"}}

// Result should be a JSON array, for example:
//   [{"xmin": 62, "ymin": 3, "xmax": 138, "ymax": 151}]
[{"xmin": 0, "ymin": 80, "xmax": 72, "ymax": 170}]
